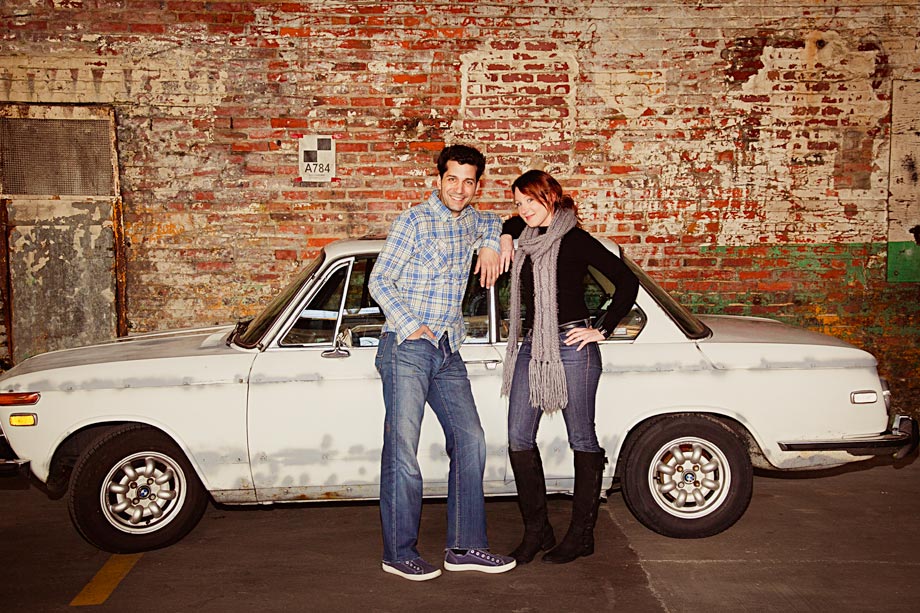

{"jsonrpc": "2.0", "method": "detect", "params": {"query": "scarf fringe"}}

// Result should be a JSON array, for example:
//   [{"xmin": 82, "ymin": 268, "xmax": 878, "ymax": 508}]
[{"xmin": 528, "ymin": 359, "xmax": 568, "ymax": 413}]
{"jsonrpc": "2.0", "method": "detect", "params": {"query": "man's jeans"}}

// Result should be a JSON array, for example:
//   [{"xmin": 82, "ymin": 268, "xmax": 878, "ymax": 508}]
[
  {"xmin": 375, "ymin": 332, "xmax": 489, "ymax": 563},
  {"xmin": 508, "ymin": 333, "xmax": 603, "ymax": 453}
]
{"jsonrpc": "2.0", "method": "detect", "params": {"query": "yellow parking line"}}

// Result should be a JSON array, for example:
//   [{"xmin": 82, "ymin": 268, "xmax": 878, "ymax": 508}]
[{"xmin": 70, "ymin": 553, "xmax": 143, "ymax": 607}]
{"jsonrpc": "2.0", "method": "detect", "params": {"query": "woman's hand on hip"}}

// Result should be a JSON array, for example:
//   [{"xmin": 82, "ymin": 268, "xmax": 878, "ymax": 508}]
[{"xmin": 563, "ymin": 327, "xmax": 604, "ymax": 351}]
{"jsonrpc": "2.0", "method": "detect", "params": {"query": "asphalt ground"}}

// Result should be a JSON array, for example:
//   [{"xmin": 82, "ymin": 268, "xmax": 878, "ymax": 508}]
[{"xmin": 1, "ymin": 453, "xmax": 917, "ymax": 612}]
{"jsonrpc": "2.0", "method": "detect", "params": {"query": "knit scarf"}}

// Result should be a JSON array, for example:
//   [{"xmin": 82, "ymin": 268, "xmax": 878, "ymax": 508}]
[{"xmin": 501, "ymin": 207, "xmax": 577, "ymax": 413}]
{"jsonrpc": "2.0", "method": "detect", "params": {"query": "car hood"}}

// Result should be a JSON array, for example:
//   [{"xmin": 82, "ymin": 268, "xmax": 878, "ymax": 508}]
[
  {"xmin": 695, "ymin": 315, "xmax": 877, "ymax": 369},
  {"xmin": 0, "ymin": 326, "xmax": 255, "ymax": 391}
]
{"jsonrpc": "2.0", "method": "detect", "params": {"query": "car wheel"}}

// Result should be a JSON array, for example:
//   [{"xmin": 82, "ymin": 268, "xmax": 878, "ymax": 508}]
[
  {"xmin": 620, "ymin": 414, "xmax": 753, "ymax": 538},
  {"xmin": 68, "ymin": 425, "xmax": 209, "ymax": 553}
]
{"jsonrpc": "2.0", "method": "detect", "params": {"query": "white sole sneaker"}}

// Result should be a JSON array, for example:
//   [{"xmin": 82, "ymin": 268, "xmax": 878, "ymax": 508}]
[
  {"xmin": 443, "ymin": 559, "xmax": 517, "ymax": 574},
  {"xmin": 381, "ymin": 562, "xmax": 442, "ymax": 582}
]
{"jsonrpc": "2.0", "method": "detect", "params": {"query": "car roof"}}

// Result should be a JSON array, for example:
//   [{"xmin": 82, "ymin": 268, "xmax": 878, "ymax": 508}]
[
  {"xmin": 320, "ymin": 235, "xmax": 623, "ymax": 259},
  {"xmin": 322, "ymin": 238, "xmax": 387, "ymax": 260}
]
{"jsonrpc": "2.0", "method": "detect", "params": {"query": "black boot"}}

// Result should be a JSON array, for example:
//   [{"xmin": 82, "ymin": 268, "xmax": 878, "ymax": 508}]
[
  {"xmin": 542, "ymin": 449, "xmax": 606, "ymax": 564},
  {"xmin": 508, "ymin": 448, "xmax": 556, "ymax": 563}
]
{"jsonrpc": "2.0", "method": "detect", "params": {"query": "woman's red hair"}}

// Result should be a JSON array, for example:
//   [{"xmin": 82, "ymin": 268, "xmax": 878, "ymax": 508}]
[{"xmin": 511, "ymin": 169, "xmax": 577, "ymax": 216}]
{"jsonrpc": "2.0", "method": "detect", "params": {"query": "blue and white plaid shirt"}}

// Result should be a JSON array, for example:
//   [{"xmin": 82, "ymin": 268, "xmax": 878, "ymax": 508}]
[{"xmin": 369, "ymin": 191, "xmax": 501, "ymax": 352}]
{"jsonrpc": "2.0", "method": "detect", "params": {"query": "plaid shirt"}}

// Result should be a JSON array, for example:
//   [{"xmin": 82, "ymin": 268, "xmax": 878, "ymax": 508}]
[{"xmin": 369, "ymin": 191, "xmax": 501, "ymax": 352}]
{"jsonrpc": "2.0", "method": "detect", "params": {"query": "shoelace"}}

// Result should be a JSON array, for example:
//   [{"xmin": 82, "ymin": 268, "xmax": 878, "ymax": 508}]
[{"xmin": 470, "ymin": 549, "xmax": 501, "ymax": 563}]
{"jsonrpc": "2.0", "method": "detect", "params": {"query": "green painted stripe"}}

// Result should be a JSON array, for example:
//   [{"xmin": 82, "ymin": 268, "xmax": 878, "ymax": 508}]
[{"xmin": 887, "ymin": 241, "xmax": 920, "ymax": 283}]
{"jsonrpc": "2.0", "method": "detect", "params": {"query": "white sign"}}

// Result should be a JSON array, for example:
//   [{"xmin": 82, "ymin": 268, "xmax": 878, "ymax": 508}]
[{"xmin": 298, "ymin": 135, "xmax": 335, "ymax": 182}]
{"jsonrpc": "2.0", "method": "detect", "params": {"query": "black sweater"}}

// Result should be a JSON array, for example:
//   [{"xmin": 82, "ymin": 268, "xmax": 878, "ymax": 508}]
[{"xmin": 502, "ymin": 216, "xmax": 640, "ymax": 336}]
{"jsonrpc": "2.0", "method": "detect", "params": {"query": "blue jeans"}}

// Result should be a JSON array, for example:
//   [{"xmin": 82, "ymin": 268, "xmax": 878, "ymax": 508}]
[
  {"xmin": 508, "ymin": 333, "xmax": 603, "ymax": 453},
  {"xmin": 375, "ymin": 332, "xmax": 489, "ymax": 563}
]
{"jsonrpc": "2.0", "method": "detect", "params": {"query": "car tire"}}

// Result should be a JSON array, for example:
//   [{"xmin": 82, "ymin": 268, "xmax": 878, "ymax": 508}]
[
  {"xmin": 68, "ymin": 425, "xmax": 209, "ymax": 553},
  {"xmin": 620, "ymin": 414, "xmax": 753, "ymax": 538}
]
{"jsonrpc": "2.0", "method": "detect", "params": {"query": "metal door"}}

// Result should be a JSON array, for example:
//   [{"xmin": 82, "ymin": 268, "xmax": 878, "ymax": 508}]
[{"xmin": 0, "ymin": 104, "xmax": 126, "ymax": 363}]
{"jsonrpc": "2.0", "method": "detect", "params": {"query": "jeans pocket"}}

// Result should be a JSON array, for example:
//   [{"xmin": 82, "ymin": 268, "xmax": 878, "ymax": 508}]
[{"xmin": 375, "ymin": 332, "xmax": 393, "ymax": 370}]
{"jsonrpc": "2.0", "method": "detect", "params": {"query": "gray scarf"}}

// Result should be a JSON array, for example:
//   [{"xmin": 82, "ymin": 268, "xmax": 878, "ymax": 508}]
[{"xmin": 501, "ymin": 207, "xmax": 578, "ymax": 413}]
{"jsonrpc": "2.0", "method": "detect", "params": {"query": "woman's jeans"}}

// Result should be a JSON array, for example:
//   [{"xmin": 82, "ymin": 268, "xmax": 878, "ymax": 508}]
[
  {"xmin": 375, "ymin": 332, "xmax": 489, "ymax": 563},
  {"xmin": 508, "ymin": 332, "xmax": 603, "ymax": 453}
]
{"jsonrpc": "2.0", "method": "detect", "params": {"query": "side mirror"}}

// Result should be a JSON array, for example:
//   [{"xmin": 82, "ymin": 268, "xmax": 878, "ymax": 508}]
[{"xmin": 321, "ymin": 328, "xmax": 352, "ymax": 359}]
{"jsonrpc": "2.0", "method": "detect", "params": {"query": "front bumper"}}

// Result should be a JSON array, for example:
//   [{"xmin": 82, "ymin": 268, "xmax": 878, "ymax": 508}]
[
  {"xmin": 0, "ymin": 458, "xmax": 30, "ymax": 478},
  {"xmin": 0, "ymin": 431, "xmax": 31, "ymax": 478},
  {"xmin": 778, "ymin": 415, "xmax": 919, "ymax": 460}
]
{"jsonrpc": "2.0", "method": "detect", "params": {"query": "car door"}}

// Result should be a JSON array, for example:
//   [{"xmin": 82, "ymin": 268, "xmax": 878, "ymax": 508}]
[
  {"xmin": 495, "ymin": 253, "xmax": 710, "ymax": 489},
  {"xmin": 495, "ymin": 260, "xmax": 651, "ymax": 485},
  {"xmin": 246, "ymin": 252, "xmax": 507, "ymax": 502}
]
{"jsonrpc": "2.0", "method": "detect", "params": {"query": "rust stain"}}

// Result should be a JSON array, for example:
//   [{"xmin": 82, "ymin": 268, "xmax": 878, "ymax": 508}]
[
  {"xmin": 290, "ymin": 491, "xmax": 349, "ymax": 500},
  {"xmin": 112, "ymin": 197, "xmax": 128, "ymax": 337},
  {"xmin": 0, "ymin": 200, "xmax": 14, "ymax": 368},
  {"xmin": 903, "ymin": 153, "xmax": 918, "ymax": 184}
]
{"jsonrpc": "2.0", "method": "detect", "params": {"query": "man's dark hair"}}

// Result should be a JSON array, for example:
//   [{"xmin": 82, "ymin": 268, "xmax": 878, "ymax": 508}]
[{"xmin": 436, "ymin": 145, "xmax": 486, "ymax": 180}]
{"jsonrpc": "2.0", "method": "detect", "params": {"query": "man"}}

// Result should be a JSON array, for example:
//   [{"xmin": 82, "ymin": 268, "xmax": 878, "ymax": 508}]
[{"xmin": 368, "ymin": 144, "xmax": 516, "ymax": 581}]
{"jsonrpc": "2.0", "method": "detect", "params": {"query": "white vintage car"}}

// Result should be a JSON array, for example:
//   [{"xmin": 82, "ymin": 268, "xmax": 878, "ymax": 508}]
[{"xmin": 0, "ymin": 238, "xmax": 916, "ymax": 553}]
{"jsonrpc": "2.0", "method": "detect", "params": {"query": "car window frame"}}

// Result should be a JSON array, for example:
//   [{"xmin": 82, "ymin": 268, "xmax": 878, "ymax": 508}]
[
  {"xmin": 275, "ymin": 257, "xmax": 354, "ymax": 348},
  {"xmin": 338, "ymin": 255, "xmax": 387, "ymax": 348},
  {"xmin": 235, "ymin": 251, "xmax": 326, "ymax": 349},
  {"xmin": 621, "ymin": 255, "xmax": 711, "ymax": 340},
  {"xmin": 584, "ymin": 264, "xmax": 647, "ymax": 342},
  {"xmin": 460, "ymin": 256, "xmax": 492, "ymax": 345},
  {"xmin": 269, "ymin": 252, "xmax": 502, "ymax": 350}
]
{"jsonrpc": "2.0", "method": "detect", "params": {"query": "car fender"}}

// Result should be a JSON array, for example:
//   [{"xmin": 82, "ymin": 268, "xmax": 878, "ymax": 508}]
[{"xmin": 610, "ymin": 405, "xmax": 771, "ymax": 474}]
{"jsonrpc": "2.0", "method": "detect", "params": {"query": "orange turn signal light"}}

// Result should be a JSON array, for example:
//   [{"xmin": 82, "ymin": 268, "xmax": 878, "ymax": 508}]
[
  {"xmin": 0, "ymin": 392, "xmax": 41, "ymax": 406},
  {"xmin": 9, "ymin": 413, "xmax": 37, "ymax": 427}
]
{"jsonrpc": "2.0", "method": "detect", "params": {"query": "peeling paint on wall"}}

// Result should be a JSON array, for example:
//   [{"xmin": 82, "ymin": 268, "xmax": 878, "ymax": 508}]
[
  {"xmin": 5, "ymin": 199, "xmax": 118, "ymax": 360},
  {"xmin": 888, "ymin": 81, "xmax": 920, "ymax": 282},
  {"xmin": 457, "ymin": 48, "xmax": 579, "ymax": 173},
  {"xmin": 723, "ymin": 30, "xmax": 890, "ymax": 246}
]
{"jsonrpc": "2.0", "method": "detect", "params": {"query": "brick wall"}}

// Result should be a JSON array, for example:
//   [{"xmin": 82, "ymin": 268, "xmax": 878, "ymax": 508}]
[{"xmin": 1, "ymin": 0, "xmax": 918, "ymax": 414}]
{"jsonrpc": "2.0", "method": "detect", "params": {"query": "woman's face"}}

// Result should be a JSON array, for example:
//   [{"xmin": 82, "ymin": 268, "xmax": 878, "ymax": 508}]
[{"xmin": 514, "ymin": 188, "xmax": 554, "ymax": 227}]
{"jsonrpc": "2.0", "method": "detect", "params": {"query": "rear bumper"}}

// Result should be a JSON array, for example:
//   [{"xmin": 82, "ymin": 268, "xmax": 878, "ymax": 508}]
[{"xmin": 778, "ymin": 415, "xmax": 919, "ymax": 460}]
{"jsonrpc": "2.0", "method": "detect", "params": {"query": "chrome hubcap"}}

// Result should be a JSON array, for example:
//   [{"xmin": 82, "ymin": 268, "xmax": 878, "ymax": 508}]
[
  {"xmin": 647, "ymin": 436, "xmax": 731, "ymax": 519},
  {"xmin": 100, "ymin": 451, "xmax": 187, "ymax": 534}
]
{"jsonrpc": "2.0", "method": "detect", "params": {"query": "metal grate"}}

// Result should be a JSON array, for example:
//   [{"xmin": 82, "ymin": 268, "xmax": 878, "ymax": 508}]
[{"xmin": 0, "ymin": 118, "xmax": 115, "ymax": 196}]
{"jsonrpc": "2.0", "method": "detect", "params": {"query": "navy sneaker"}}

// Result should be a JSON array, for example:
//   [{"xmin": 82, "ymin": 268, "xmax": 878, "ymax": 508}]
[
  {"xmin": 381, "ymin": 557, "xmax": 442, "ymax": 582},
  {"xmin": 443, "ymin": 549, "xmax": 516, "ymax": 574}
]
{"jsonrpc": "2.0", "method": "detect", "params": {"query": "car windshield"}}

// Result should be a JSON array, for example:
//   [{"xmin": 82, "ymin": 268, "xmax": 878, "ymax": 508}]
[
  {"xmin": 622, "ymin": 255, "xmax": 710, "ymax": 339},
  {"xmin": 235, "ymin": 252, "xmax": 326, "ymax": 348}
]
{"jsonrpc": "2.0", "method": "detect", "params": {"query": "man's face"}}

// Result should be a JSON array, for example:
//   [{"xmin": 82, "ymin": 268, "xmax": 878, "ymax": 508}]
[{"xmin": 437, "ymin": 160, "xmax": 480, "ymax": 217}]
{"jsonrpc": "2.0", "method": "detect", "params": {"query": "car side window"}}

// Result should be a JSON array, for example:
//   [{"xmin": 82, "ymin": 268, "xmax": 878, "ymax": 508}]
[
  {"xmin": 496, "ymin": 264, "xmax": 645, "ymax": 341},
  {"xmin": 585, "ymin": 265, "xmax": 646, "ymax": 340},
  {"xmin": 496, "ymin": 271, "xmax": 514, "ymax": 342},
  {"xmin": 340, "ymin": 257, "xmax": 386, "ymax": 346},
  {"xmin": 281, "ymin": 263, "xmax": 348, "ymax": 346},
  {"xmin": 280, "ymin": 256, "xmax": 386, "ymax": 348},
  {"xmin": 461, "ymin": 256, "xmax": 489, "ymax": 344}
]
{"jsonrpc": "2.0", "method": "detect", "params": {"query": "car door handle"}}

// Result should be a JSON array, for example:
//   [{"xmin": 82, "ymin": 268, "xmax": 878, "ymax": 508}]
[{"xmin": 463, "ymin": 359, "xmax": 501, "ymax": 370}]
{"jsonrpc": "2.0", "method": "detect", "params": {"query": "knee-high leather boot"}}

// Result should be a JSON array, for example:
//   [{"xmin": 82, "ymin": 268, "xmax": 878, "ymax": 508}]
[
  {"xmin": 508, "ymin": 448, "xmax": 556, "ymax": 563},
  {"xmin": 542, "ymin": 449, "xmax": 606, "ymax": 564}
]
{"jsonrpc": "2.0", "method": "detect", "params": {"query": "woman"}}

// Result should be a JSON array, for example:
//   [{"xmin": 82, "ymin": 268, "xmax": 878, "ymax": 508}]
[{"xmin": 499, "ymin": 169, "xmax": 639, "ymax": 564}]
